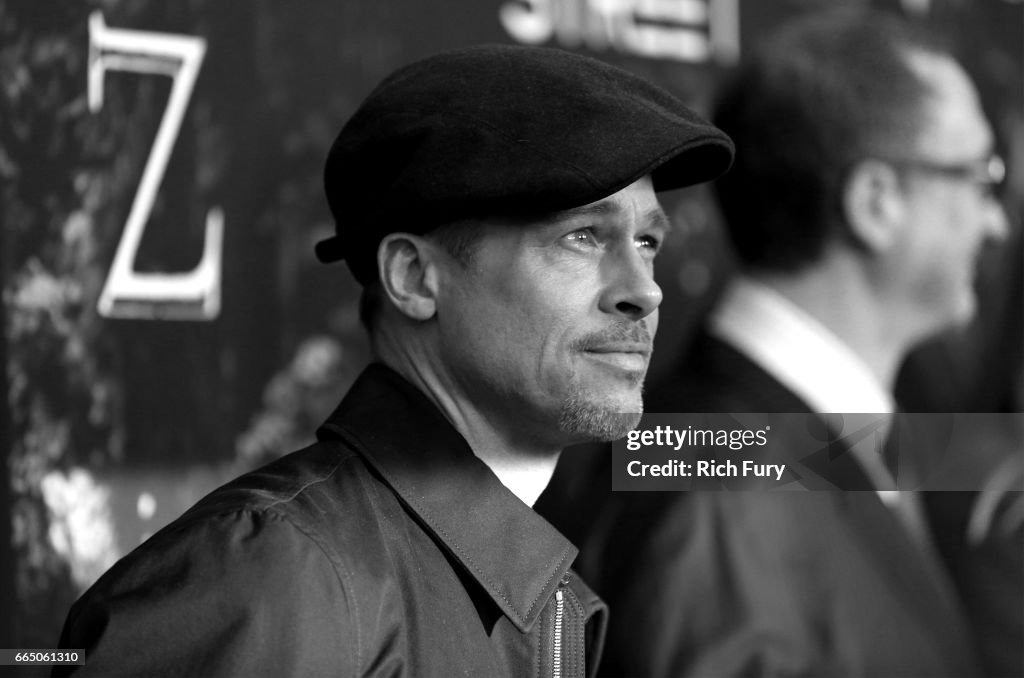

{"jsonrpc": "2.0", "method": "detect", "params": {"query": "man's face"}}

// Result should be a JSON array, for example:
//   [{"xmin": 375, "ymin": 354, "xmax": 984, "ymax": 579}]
[
  {"xmin": 435, "ymin": 176, "xmax": 667, "ymax": 449},
  {"xmin": 895, "ymin": 53, "xmax": 1008, "ymax": 331}
]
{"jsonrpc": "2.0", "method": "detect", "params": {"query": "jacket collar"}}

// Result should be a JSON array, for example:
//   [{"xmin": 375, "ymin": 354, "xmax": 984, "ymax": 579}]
[{"xmin": 316, "ymin": 363, "xmax": 578, "ymax": 633}]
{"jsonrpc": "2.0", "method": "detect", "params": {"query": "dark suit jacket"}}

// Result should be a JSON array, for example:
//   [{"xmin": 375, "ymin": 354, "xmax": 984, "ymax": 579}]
[{"xmin": 542, "ymin": 333, "xmax": 980, "ymax": 677}]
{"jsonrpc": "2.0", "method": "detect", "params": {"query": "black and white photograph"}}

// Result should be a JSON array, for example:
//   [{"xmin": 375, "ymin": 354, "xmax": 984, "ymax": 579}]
[{"xmin": 2, "ymin": 1, "xmax": 1022, "ymax": 676}]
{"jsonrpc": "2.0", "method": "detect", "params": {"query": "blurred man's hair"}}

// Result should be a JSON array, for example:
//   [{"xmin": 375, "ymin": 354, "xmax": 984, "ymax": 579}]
[{"xmin": 712, "ymin": 9, "xmax": 950, "ymax": 272}]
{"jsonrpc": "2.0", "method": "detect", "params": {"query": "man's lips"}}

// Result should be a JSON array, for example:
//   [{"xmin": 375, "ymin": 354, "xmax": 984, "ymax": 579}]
[
  {"xmin": 581, "ymin": 343, "xmax": 652, "ymax": 372},
  {"xmin": 583, "ymin": 343, "xmax": 652, "ymax": 357}
]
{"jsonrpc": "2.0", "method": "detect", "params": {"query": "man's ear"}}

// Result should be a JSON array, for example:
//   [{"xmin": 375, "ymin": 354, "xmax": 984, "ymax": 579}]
[
  {"xmin": 842, "ymin": 159, "xmax": 906, "ymax": 253},
  {"xmin": 377, "ymin": 233, "xmax": 440, "ymax": 321}
]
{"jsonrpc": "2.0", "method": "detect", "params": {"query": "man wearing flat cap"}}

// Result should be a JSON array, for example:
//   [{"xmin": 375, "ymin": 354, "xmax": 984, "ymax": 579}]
[{"xmin": 54, "ymin": 45, "xmax": 732, "ymax": 677}]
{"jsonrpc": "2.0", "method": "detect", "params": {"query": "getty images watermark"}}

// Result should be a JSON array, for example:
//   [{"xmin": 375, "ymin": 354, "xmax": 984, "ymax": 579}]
[{"xmin": 613, "ymin": 413, "xmax": 1023, "ymax": 492}]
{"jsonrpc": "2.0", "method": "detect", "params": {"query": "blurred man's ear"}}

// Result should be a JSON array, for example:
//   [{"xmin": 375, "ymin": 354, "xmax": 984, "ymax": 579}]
[
  {"xmin": 377, "ymin": 233, "xmax": 441, "ymax": 321},
  {"xmin": 843, "ymin": 158, "xmax": 906, "ymax": 253}
]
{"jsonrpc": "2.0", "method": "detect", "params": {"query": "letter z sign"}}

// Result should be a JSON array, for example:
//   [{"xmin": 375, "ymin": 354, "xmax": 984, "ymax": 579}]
[{"xmin": 88, "ymin": 11, "xmax": 223, "ymax": 321}]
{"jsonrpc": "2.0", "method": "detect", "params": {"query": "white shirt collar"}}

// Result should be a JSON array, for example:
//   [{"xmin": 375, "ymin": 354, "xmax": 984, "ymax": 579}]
[
  {"xmin": 708, "ymin": 276, "xmax": 898, "ymax": 496},
  {"xmin": 709, "ymin": 276, "xmax": 895, "ymax": 415}
]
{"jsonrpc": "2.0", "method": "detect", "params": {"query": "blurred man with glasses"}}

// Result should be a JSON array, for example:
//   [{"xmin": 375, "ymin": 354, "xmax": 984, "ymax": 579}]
[{"xmin": 568, "ymin": 9, "xmax": 1011, "ymax": 677}]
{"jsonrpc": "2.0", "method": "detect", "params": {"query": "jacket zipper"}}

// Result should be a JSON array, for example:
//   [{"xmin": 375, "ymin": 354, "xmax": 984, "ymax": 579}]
[{"xmin": 553, "ymin": 575, "xmax": 569, "ymax": 678}]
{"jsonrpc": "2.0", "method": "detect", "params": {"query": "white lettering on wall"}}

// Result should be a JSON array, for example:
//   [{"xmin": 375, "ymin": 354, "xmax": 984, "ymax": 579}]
[
  {"xmin": 88, "ymin": 11, "xmax": 223, "ymax": 321},
  {"xmin": 500, "ymin": 0, "xmax": 739, "ymax": 63}
]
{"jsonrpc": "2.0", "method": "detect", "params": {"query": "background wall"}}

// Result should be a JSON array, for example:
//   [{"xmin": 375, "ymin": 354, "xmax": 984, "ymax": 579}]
[{"xmin": 3, "ymin": 0, "xmax": 1021, "ymax": 665}]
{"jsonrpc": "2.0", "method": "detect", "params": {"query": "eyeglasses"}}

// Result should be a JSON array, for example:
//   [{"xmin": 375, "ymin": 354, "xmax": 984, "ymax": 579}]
[{"xmin": 884, "ymin": 154, "xmax": 1006, "ymax": 195}]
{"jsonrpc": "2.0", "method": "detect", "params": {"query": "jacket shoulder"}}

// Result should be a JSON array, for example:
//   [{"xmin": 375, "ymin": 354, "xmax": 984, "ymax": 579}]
[{"xmin": 59, "ymin": 440, "xmax": 402, "ymax": 677}]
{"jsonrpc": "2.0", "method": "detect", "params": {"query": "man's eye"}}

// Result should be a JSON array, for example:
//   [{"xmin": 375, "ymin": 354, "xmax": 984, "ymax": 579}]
[
  {"xmin": 564, "ymin": 229, "xmax": 596, "ymax": 245},
  {"xmin": 636, "ymin": 234, "xmax": 661, "ymax": 252}
]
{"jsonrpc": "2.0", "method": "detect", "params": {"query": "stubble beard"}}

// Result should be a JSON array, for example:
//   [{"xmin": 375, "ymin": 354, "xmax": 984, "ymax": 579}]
[
  {"xmin": 557, "ymin": 370, "xmax": 644, "ymax": 441},
  {"xmin": 558, "ymin": 320, "xmax": 652, "ymax": 441}
]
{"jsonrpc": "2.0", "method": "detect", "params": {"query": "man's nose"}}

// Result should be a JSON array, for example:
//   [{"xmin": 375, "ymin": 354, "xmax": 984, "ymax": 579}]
[{"xmin": 598, "ymin": 247, "xmax": 663, "ymax": 321}]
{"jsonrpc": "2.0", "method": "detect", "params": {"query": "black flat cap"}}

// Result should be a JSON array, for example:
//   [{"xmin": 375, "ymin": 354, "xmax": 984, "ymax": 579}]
[{"xmin": 318, "ymin": 44, "xmax": 734, "ymax": 283}]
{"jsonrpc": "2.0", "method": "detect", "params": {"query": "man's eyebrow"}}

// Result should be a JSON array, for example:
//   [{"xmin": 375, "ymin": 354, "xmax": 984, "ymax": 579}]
[
  {"xmin": 645, "ymin": 207, "xmax": 673, "ymax": 233},
  {"xmin": 548, "ymin": 202, "xmax": 673, "ymax": 232}
]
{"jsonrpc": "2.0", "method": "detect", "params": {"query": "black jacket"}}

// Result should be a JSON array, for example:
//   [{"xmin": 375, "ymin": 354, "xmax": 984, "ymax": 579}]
[
  {"xmin": 56, "ymin": 364, "xmax": 607, "ymax": 677},
  {"xmin": 562, "ymin": 332, "xmax": 978, "ymax": 677}
]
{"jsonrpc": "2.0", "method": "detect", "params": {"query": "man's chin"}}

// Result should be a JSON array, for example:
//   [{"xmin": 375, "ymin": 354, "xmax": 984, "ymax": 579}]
[{"xmin": 558, "ymin": 388, "xmax": 644, "ymax": 442}]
